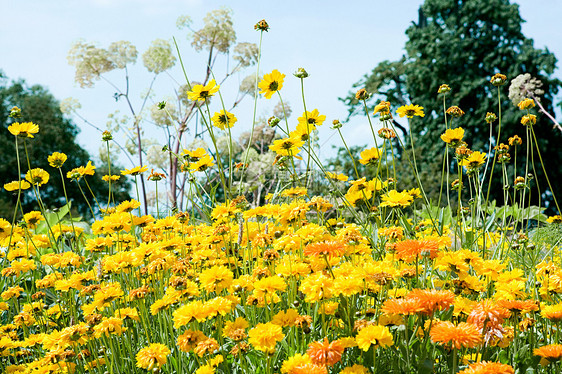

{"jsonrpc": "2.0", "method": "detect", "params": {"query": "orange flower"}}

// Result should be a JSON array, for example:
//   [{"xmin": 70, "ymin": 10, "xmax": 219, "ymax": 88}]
[
  {"xmin": 496, "ymin": 299, "xmax": 538, "ymax": 314},
  {"xmin": 394, "ymin": 239, "xmax": 440, "ymax": 262},
  {"xmin": 306, "ymin": 338, "xmax": 344, "ymax": 366},
  {"xmin": 457, "ymin": 361, "xmax": 514, "ymax": 374},
  {"xmin": 430, "ymin": 321, "xmax": 481, "ymax": 349},
  {"xmin": 534, "ymin": 344, "xmax": 562, "ymax": 363},
  {"xmin": 541, "ymin": 304, "xmax": 562, "ymax": 321},
  {"xmin": 381, "ymin": 298, "xmax": 424, "ymax": 316},
  {"xmin": 467, "ymin": 300, "xmax": 510, "ymax": 329},
  {"xmin": 303, "ymin": 241, "xmax": 346, "ymax": 258},
  {"xmin": 292, "ymin": 364, "xmax": 328, "ymax": 374},
  {"xmin": 408, "ymin": 289, "xmax": 455, "ymax": 315}
]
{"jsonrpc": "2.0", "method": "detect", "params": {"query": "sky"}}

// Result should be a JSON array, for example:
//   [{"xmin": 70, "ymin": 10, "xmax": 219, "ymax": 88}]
[{"xmin": 1, "ymin": 0, "xmax": 562, "ymax": 169}]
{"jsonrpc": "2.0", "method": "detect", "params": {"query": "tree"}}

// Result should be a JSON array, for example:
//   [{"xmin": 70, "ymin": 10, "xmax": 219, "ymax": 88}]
[
  {"xmin": 0, "ymin": 76, "xmax": 130, "ymax": 219},
  {"xmin": 342, "ymin": 0, "xmax": 562, "ymax": 210}
]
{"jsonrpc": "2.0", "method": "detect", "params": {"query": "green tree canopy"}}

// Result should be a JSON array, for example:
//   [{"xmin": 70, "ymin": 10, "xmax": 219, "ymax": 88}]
[
  {"xmin": 0, "ymin": 74, "xmax": 130, "ymax": 219},
  {"xmin": 342, "ymin": 0, "xmax": 562, "ymax": 211}
]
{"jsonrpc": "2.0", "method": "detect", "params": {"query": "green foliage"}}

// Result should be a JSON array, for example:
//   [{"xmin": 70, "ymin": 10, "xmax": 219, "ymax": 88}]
[
  {"xmin": 343, "ymin": 0, "xmax": 562, "ymax": 211},
  {"xmin": 0, "ymin": 78, "xmax": 131, "ymax": 219}
]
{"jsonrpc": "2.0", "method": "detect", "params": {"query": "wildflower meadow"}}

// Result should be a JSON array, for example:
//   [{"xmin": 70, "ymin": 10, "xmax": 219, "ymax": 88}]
[{"xmin": 3, "ymin": 12, "xmax": 562, "ymax": 374}]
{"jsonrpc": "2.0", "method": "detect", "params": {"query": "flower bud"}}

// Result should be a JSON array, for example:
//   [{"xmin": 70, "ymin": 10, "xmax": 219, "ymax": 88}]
[
  {"xmin": 254, "ymin": 19, "xmax": 270, "ymax": 31},
  {"xmin": 490, "ymin": 73, "xmax": 507, "ymax": 86},
  {"xmin": 293, "ymin": 67, "xmax": 309, "ymax": 79}
]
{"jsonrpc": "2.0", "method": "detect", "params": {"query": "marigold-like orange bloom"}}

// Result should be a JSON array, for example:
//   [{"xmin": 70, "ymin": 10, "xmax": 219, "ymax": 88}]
[
  {"xmin": 381, "ymin": 298, "xmax": 425, "ymax": 316},
  {"xmin": 467, "ymin": 300, "xmax": 510, "ymax": 329},
  {"xmin": 408, "ymin": 289, "xmax": 455, "ymax": 315},
  {"xmin": 430, "ymin": 321, "xmax": 481, "ymax": 349},
  {"xmin": 534, "ymin": 344, "xmax": 562, "ymax": 362},
  {"xmin": 496, "ymin": 299, "xmax": 538, "ymax": 314},
  {"xmin": 306, "ymin": 338, "xmax": 344, "ymax": 366},
  {"xmin": 394, "ymin": 239, "xmax": 440, "ymax": 262},
  {"xmin": 457, "ymin": 361, "xmax": 514, "ymax": 374},
  {"xmin": 303, "ymin": 241, "xmax": 346, "ymax": 258}
]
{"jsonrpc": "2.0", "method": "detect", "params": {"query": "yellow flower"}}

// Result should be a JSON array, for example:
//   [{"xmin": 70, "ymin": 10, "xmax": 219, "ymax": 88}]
[
  {"xmin": 440, "ymin": 127, "xmax": 465, "ymax": 145},
  {"xmin": 24, "ymin": 211, "xmax": 44, "ymax": 229},
  {"xmin": 460, "ymin": 151, "xmax": 486, "ymax": 169},
  {"xmin": 258, "ymin": 69, "xmax": 285, "ymax": 99},
  {"xmin": 25, "ymin": 168, "xmax": 50, "ymax": 186},
  {"xmin": 297, "ymin": 109, "xmax": 327, "ymax": 129},
  {"xmin": 4, "ymin": 180, "xmax": 31, "ymax": 191},
  {"xmin": 546, "ymin": 215, "xmax": 562, "ymax": 224},
  {"xmin": 326, "ymin": 172, "xmax": 348, "ymax": 182},
  {"xmin": 359, "ymin": 147, "xmax": 381, "ymax": 165},
  {"xmin": 121, "ymin": 165, "xmax": 148, "ymax": 176},
  {"xmin": 521, "ymin": 114, "xmax": 537, "ymax": 126},
  {"xmin": 189, "ymin": 154, "xmax": 215, "ymax": 172},
  {"xmin": 355, "ymin": 325, "xmax": 394, "ymax": 351},
  {"xmin": 187, "ymin": 79, "xmax": 220, "ymax": 101},
  {"xmin": 396, "ymin": 104, "xmax": 425, "ymax": 118},
  {"xmin": 48, "ymin": 152, "xmax": 67, "ymax": 168},
  {"xmin": 211, "ymin": 110, "xmax": 237, "ymax": 130},
  {"xmin": 380, "ymin": 190, "xmax": 413, "ymax": 208},
  {"xmin": 373, "ymin": 101, "xmax": 391, "ymax": 115},
  {"xmin": 269, "ymin": 137, "xmax": 305, "ymax": 157},
  {"xmin": 136, "ymin": 343, "xmax": 170, "ymax": 370},
  {"xmin": 517, "ymin": 98, "xmax": 535, "ymax": 110},
  {"xmin": 8, "ymin": 122, "xmax": 39, "ymax": 138},
  {"xmin": 248, "ymin": 322, "xmax": 284, "ymax": 353}
]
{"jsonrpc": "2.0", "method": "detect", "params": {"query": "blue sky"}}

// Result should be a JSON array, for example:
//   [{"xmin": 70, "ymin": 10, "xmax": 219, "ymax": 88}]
[{"xmin": 2, "ymin": 0, "xmax": 561, "ymax": 167}]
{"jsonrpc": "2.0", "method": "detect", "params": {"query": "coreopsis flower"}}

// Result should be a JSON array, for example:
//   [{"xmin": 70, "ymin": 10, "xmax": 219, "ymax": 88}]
[
  {"xmin": 199, "ymin": 265, "xmax": 234, "ymax": 293},
  {"xmin": 446, "ymin": 106, "xmax": 465, "ymax": 118},
  {"xmin": 508, "ymin": 135, "xmax": 522, "ymax": 146},
  {"xmin": 102, "ymin": 175, "xmax": 121, "ymax": 182},
  {"xmin": 25, "ymin": 168, "xmax": 50, "ymax": 186},
  {"xmin": 521, "ymin": 114, "xmax": 537, "ymax": 126},
  {"xmin": 490, "ymin": 73, "xmax": 508, "ymax": 86},
  {"xmin": 298, "ymin": 109, "xmax": 327, "ymax": 129},
  {"xmin": 4, "ymin": 180, "xmax": 31, "ymax": 191},
  {"xmin": 187, "ymin": 79, "xmax": 220, "ymax": 101},
  {"xmin": 373, "ymin": 101, "xmax": 391, "ymax": 115},
  {"xmin": 517, "ymin": 98, "xmax": 535, "ymax": 110},
  {"xmin": 211, "ymin": 110, "xmax": 237, "ymax": 130},
  {"xmin": 355, "ymin": 325, "xmax": 394, "ymax": 351},
  {"xmin": 254, "ymin": 19, "xmax": 270, "ymax": 31},
  {"xmin": 121, "ymin": 165, "xmax": 148, "ymax": 176},
  {"xmin": 258, "ymin": 69, "xmax": 285, "ymax": 99},
  {"xmin": 458, "ymin": 361, "xmax": 514, "ymax": 374},
  {"xmin": 248, "ymin": 322, "xmax": 284, "ymax": 353},
  {"xmin": 326, "ymin": 171, "xmax": 348, "ymax": 182},
  {"xmin": 396, "ymin": 104, "xmax": 425, "ymax": 118},
  {"xmin": 546, "ymin": 215, "xmax": 562, "ymax": 224},
  {"xmin": 8, "ymin": 122, "xmax": 39, "ymax": 138},
  {"xmin": 535, "ymin": 344, "xmax": 562, "ymax": 363},
  {"xmin": 430, "ymin": 321, "xmax": 481, "ymax": 349},
  {"xmin": 380, "ymin": 190, "xmax": 413, "ymax": 208},
  {"xmin": 359, "ymin": 147, "xmax": 381, "ymax": 166},
  {"xmin": 378, "ymin": 127, "xmax": 396, "ymax": 139},
  {"xmin": 355, "ymin": 88, "xmax": 369, "ymax": 100},
  {"xmin": 306, "ymin": 338, "xmax": 344, "ymax": 366},
  {"xmin": 440, "ymin": 127, "xmax": 464, "ymax": 146},
  {"xmin": 485, "ymin": 112, "xmax": 497, "ymax": 123},
  {"xmin": 24, "ymin": 211, "xmax": 44, "ymax": 229},
  {"xmin": 269, "ymin": 137, "xmax": 304, "ymax": 157},
  {"xmin": 135, "ymin": 343, "xmax": 170, "ymax": 370},
  {"xmin": 281, "ymin": 354, "xmax": 312, "ymax": 373},
  {"xmin": 189, "ymin": 154, "xmax": 215, "ymax": 172},
  {"xmin": 438, "ymin": 84, "xmax": 451, "ymax": 94},
  {"xmin": 340, "ymin": 365, "xmax": 370, "ymax": 374},
  {"xmin": 116, "ymin": 199, "xmax": 141, "ymax": 213},
  {"xmin": 47, "ymin": 152, "xmax": 68, "ymax": 168},
  {"xmin": 496, "ymin": 300, "xmax": 538, "ymax": 314},
  {"xmin": 460, "ymin": 151, "xmax": 486, "ymax": 170}
]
